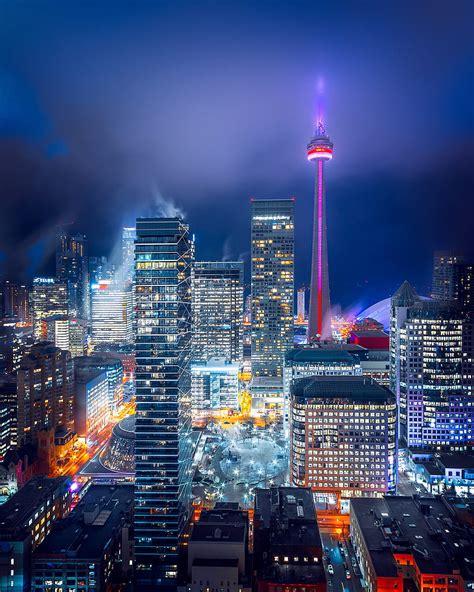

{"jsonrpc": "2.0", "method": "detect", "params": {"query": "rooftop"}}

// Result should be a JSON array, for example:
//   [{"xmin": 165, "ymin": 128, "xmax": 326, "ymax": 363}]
[
  {"xmin": 291, "ymin": 376, "xmax": 395, "ymax": 403},
  {"xmin": 285, "ymin": 348, "xmax": 358, "ymax": 365},
  {"xmin": 351, "ymin": 495, "xmax": 474, "ymax": 579},
  {"xmin": 33, "ymin": 484, "xmax": 133, "ymax": 560},
  {"xmin": 0, "ymin": 477, "xmax": 70, "ymax": 535}
]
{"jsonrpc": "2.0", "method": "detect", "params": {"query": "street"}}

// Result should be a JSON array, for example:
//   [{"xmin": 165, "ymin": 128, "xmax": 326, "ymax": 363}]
[{"xmin": 320, "ymin": 531, "xmax": 363, "ymax": 592}]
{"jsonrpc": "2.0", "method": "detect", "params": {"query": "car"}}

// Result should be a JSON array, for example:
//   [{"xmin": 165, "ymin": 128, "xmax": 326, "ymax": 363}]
[
  {"xmin": 345, "ymin": 570, "xmax": 351, "ymax": 579},
  {"xmin": 327, "ymin": 564, "xmax": 334, "ymax": 575}
]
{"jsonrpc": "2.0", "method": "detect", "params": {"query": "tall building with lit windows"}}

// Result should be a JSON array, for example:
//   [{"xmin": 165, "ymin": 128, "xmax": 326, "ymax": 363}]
[
  {"xmin": 134, "ymin": 218, "xmax": 193, "ymax": 590},
  {"xmin": 290, "ymin": 376, "xmax": 397, "ymax": 510},
  {"xmin": 251, "ymin": 199, "xmax": 294, "ymax": 377},
  {"xmin": 32, "ymin": 278, "xmax": 68, "ymax": 340},
  {"xmin": 191, "ymin": 261, "xmax": 243, "ymax": 364},
  {"xmin": 56, "ymin": 232, "xmax": 89, "ymax": 319},
  {"xmin": 91, "ymin": 281, "xmax": 133, "ymax": 347},
  {"xmin": 392, "ymin": 294, "xmax": 472, "ymax": 450},
  {"xmin": 432, "ymin": 251, "xmax": 466, "ymax": 301},
  {"xmin": 122, "ymin": 226, "xmax": 136, "ymax": 285}
]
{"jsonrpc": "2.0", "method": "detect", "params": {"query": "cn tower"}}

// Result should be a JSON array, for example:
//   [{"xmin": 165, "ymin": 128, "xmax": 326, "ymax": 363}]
[{"xmin": 307, "ymin": 119, "xmax": 333, "ymax": 341}]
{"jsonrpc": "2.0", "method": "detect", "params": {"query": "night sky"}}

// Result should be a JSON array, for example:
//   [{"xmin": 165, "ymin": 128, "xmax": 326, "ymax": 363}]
[{"xmin": 1, "ymin": 1, "xmax": 473, "ymax": 311}]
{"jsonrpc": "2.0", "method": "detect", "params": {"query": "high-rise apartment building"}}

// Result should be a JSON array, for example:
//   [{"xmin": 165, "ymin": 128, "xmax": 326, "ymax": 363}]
[
  {"xmin": 191, "ymin": 261, "xmax": 243, "ymax": 364},
  {"xmin": 307, "ymin": 121, "xmax": 334, "ymax": 341},
  {"xmin": 134, "ymin": 218, "xmax": 193, "ymax": 589},
  {"xmin": 251, "ymin": 199, "xmax": 294, "ymax": 378},
  {"xmin": 32, "ymin": 278, "xmax": 68, "ymax": 340},
  {"xmin": 391, "ymin": 285, "xmax": 472, "ymax": 450},
  {"xmin": 56, "ymin": 232, "xmax": 89, "ymax": 319},
  {"xmin": 91, "ymin": 281, "xmax": 133, "ymax": 347},
  {"xmin": 17, "ymin": 343, "xmax": 74, "ymax": 445},
  {"xmin": 290, "ymin": 376, "xmax": 397, "ymax": 509}
]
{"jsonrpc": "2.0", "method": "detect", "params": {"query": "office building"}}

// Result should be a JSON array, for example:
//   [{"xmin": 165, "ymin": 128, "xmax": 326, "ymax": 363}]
[
  {"xmin": 191, "ymin": 358, "xmax": 239, "ymax": 417},
  {"xmin": 1, "ymin": 281, "xmax": 29, "ymax": 323},
  {"xmin": 32, "ymin": 278, "xmax": 68, "ymax": 340},
  {"xmin": 350, "ymin": 494, "xmax": 474, "ymax": 592},
  {"xmin": 56, "ymin": 232, "xmax": 89, "ymax": 318},
  {"xmin": 186, "ymin": 503, "xmax": 250, "ymax": 592},
  {"xmin": 290, "ymin": 376, "xmax": 397, "ymax": 509},
  {"xmin": 306, "ymin": 119, "xmax": 334, "ymax": 341},
  {"xmin": 251, "ymin": 199, "xmax": 294, "ymax": 378},
  {"xmin": 191, "ymin": 261, "xmax": 244, "ymax": 364},
  {"xmin": 134, "ymin": 217, "xmax": 193, "ymax": 589},
  {"xmin": 17, "ymin": 343, "xmax": 74, "ymax": 445},
  {"xmin": 69, "ymin": 318, "xmax": 88, "ymax": 357},
  {"xmin": 283, "ymin": 347, "xmax": 362, "ymax": 429},
  {"xmin": 32, "ymin": 483, "xmax": 133, "ymax": 592},
  {"xmin": 391, "ymin": 282, "xmax": 472, "ymax": 450},
  {"xmin": 74, "ymin": 368, "xmax": 109, "ymax": 447},
  {"xmin": 253, "ymin": 487, "xmax": 325, "ymax": 592},
  {"xmin": 44, "ymin": 315, "xmax": 70, "ymax": 351},
  {"xmin": 0, "ymin": 476, "xmax": 71, "ymax": 591},
  {"xmin": 122, "ymin": 226, "xmax": 136, "ymax": 285},
  {"xmin": 91, "ymin": 281, "xmax": 133, "ymax": 347},
  {"xmin": 74, "ymin": 354, "xmax": 124, "ymax": 414}
]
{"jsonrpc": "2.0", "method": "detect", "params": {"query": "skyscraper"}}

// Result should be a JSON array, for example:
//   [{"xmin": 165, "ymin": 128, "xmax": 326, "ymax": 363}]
[
  {"xmin": 432, "ymin": 251, "xmax": 466, "ymax": 301},
  {"xmin": 32, "ymin": 278, "xmax": 68, "ymax": 340},
  {"xmin": 56, "ymin": 232, "xmax": 89, "ymax": 319},
  {"xmin": 391, "ymin": 282, "xmax": 473, "ymax": 450},
  {"xmin": 122, "ymin": 226, "xmax": 136, "ymax": 285},
  {"xmin": 251, "ymin": 199, "xmax": 294, "ymax": 377},
  {"xmin": 307, "ymin": 121, "xmax": 334, "ymax": 341},
  {"xmin": 91, "ymin": 281, "xmax": 133, "ymax": 347},
  {"xmin": 134, "ymin": 218, "xmax": 193, "ymax": 589},
  {"xmin": 191, "ymin": 261, "xmax": 243, "ymax": 364}
]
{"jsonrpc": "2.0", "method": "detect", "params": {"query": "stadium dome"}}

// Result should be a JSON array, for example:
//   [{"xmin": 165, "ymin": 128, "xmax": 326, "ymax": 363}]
[{"xmin": 100, "ymin": 414, "xmax": 135, "ymax": 474}]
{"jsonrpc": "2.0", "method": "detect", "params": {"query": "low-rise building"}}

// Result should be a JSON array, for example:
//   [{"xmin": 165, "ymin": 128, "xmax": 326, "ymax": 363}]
[
  {"xmin": 185, "ymin": 503, "xmax": 250, "ymax": 592},
  {"xmin": 253, "ymin": 486, "xmax": 325, "ymax": 592},
  {"xmin": 32, "ymin": 483, "xmax": 133, "ymax": 592},
  {"xmin": 350, "ymin": 494, "xmax": 474, "ymax": 592},
  {"xmin": 0, "ymin": 476, "xmax": 71, "ymax": 591}
]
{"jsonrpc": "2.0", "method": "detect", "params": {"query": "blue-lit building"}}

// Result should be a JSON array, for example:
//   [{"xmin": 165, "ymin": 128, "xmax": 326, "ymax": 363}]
[{"xmin": 134, "ymin": 218, "xmax": 193, "ymax": 590}]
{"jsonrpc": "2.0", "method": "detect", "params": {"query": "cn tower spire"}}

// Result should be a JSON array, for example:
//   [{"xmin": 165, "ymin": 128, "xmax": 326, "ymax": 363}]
[{"xmin": 307, "ymin": 106, "xmax": 333, "ymax": 342}]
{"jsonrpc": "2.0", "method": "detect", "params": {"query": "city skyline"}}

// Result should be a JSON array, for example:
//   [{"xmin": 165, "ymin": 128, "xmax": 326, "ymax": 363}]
[{"xmin": 1, "ymin": 1, "xmax": 473, "ymax": 309}]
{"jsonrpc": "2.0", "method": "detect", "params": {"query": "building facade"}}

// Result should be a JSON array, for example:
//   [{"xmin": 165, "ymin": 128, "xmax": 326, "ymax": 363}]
[
  {"xmin": 251, "ymin": 199, "xmax": 294, "ymax": 378},
  {"xmin": 391, "ymin": 282, "xmax": 472, "ymax": 450},
  {"xmin": 191, "ymin": 358, "xmax": 239, "ymax": 417},
  {"xmin": 91, "ymin": 282, "xmax": 133, "ymax": 347},
  {"xmin": 191, "ymin": 261, "xmax": 243, "ymax": 364},
  {"xmin": 56, "ymin": 232, "xmax": 89, "ymax": 319},
  {"xmin": 17, "ymin": 343, "xmax": 74, "ymax": 445},
  {"xmin": 74, "ymin": 355, "xmax": 124, "ymax": 414},
  {"xmin": 290, "ymin": 376, "xmax": 397, "ymax": 508},
  {"xmin": 32, "ymin": 279, "xmax": 68, "ymax": 341},
  {"xmin": 74, "ymin": 368, "xmax": 109, "ymax": 447},
  {"xmin": 134, "ymin": 217, "xmax": 193, "ymax": 589}
]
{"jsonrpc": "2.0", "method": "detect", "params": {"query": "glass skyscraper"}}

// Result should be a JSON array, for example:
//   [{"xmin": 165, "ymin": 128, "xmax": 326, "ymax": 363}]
[
  {"xmin": 191, "ymin": 261, "xmax": 244, "ymax": 364},
  {"xmin": 134, "ymin": 217, "xmax": 193, "ymax": 589},
  {"xmin": 251, "ymin": 199, "xmax": 294, "ymax": 377}
]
